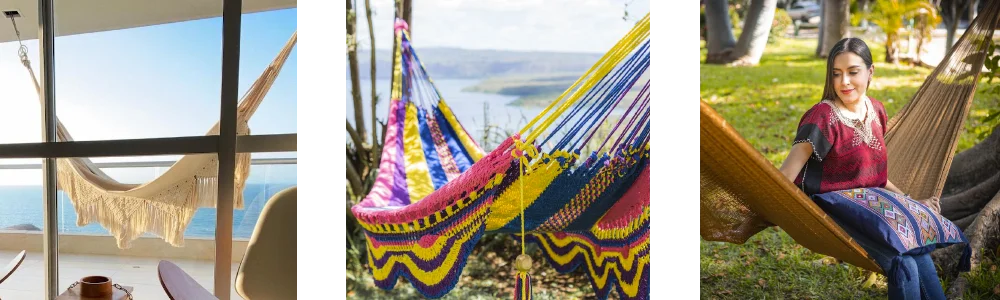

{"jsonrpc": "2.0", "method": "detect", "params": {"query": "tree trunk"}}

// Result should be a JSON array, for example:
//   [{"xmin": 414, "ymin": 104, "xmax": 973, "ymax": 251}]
[
  {"xmin": 704, "ymin": 0, "xmax": 737, "ymax": 63},
  {"xmin": 944, "ymin": 0, "xmax": 973, "ymax": 57},
  {"xmin": 938, "ymin": 192, "xmax": 1000, "ymax": 299},
  {"xmin": 727, "ymin": 0, "xmax": 778, "ymax": 66},
  {"xmin": 886, "ymin": 33, "xmax": 899, "ymax": 64},
  {"xmin": 818, "ymin": 0, "xmax": 849, "ymax": 58},
  {"xmin": 947, "ymin": 17, "xmax": 958, "ymax": 57},
  {"xmin": 816, "ymin": 0, "xmax": 826, "ymax": 57},
  {"xmin": 365, "ymin": 0, "xmax": 379, "ymax": 148},
  {"xmin": 399, "ymin": 0, "xmax": 412, "ymax": 35},
  {"xmin": 388, "ymin": 0, "xmax": 412, "ymax": 118},
  {"xmin": 939, "ymin": 128, "xmax": 1000, "ymax": 220},
  {"xmin": 914, "ymin": 13, "xmax": 930, "ymax": 65},
  {"xmin": 943, "ymin": 129, "xmax": 1000, "ymax": 197},
  {"xmin": 969, "ymin": 0, "xmax": 979, "ymax": 22},
  {"xmin": 929, "ymin": 127, "xmax": 1000, "ymax": 296},
  {"xmin": 859, "ymin": 0, "xmax": 870, "ymax": 29},
  {"xmin": 348, "ymin": 0, "xmax": 367, "ymax": 149}
]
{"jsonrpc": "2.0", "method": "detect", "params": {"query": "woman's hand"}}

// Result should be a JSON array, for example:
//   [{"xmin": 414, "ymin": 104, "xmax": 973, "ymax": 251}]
[{"xmin": 916, "ymin": 196, "xmax": 941, "ymax": 214}]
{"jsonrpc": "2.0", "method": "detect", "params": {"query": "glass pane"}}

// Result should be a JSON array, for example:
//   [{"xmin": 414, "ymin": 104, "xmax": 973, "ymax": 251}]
[
  {"xmin": 50, "ymin": 10, "xmax": 223, "ymax": 142},
  {"xmin": 0, "ymin": 7, "xmax": 42, "ymax": 145},
  {"xmin": 242, "ymin": 9, "xmax": 297, "ymax": 136},
  {"xmin": 54, "ymin": 155, "xmax": 225, "ymax": 299},
  {"xmin": 45, "ymin": 5, "xmax": 296, "ymax": 142},
  {"xmin": 0, "ymin": 159, "xmax": 45, "ymax": 298},
  {"xmin": 234, "ymin": 152, "xmax": 296, "ymax": 241}
]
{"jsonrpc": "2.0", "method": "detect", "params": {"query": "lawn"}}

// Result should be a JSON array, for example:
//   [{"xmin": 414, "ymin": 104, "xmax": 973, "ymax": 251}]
[{"xmin": 700, "ymin": 38, "xmax": 1000, "ymax": 299}]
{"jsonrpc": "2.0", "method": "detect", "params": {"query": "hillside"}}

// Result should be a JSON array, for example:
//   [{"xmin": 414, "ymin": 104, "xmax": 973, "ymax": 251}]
[
  {"xmin": 351, "ymin": 47, "xmax": 603, "ymax": 79},
  {"xmin": 463, "ymin": 71, "xmax": 649, "ymax": 107}
]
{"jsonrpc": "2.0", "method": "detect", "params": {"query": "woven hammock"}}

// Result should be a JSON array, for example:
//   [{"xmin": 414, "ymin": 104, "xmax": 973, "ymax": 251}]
[
  {"xmin": 352, "ymin": 16, "xmax": 650, "ymax": 299},
  {"xmin": 17, "ymin": 32, "xmax": 297, "ymax": 248},
  {"xmin": 700, "ymin": 0, "xmax": 1000, "ymax": 273}
]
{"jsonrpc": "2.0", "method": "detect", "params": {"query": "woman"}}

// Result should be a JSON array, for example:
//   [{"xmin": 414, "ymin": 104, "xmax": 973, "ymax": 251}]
[{"xmin": 778, "ymin": 37, "xmax": 945, "ymax": 299}]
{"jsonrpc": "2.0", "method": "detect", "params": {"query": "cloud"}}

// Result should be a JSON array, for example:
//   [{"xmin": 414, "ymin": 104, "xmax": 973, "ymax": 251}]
[{"xmin": 354, "ymin": 0, "xmax": 649, "ymax": 53}]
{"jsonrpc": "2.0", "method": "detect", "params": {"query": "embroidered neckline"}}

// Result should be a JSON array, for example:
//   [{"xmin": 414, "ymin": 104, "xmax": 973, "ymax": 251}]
[{"xmin": 821, "ymin": 97, "xmax": 882, "ymax": 150}]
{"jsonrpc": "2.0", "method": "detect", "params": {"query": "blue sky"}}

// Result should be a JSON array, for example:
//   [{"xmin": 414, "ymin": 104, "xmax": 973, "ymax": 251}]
[{"xmin": 0, "ymin": 8, "xmax": 297, "ymax": 185}]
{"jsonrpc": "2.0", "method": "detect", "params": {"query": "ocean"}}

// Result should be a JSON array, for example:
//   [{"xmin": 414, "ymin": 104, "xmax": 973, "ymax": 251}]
[{"xmin": 0, "ymin": 183, "xmax": 294, "ymax": 239}]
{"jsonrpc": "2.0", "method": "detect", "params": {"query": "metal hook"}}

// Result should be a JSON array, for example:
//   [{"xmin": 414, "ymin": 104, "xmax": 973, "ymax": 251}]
[{"xmin": 8, "ymin": 15, "xmax": 29, "ymax": 67}]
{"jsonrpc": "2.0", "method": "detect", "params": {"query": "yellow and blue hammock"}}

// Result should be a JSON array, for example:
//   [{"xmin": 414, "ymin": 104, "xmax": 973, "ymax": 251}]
[{"xmin": 352, "ymin": 16, "xmax": 650, "ymax": 300}]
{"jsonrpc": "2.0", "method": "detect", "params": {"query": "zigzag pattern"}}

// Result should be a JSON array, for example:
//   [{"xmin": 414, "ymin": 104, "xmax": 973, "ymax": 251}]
[{"xmin": 352, "ymin": 15, "xmax": 652, "ymax": 300}]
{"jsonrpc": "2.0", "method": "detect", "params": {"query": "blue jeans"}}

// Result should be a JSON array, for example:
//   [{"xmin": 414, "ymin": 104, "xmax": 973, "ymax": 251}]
[{"xmin": 831, "ymin": 216, "xmax": 946, "ymax": 300}]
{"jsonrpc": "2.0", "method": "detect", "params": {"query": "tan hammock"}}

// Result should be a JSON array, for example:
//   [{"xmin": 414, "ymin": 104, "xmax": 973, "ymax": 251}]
[
  {"xmin": 18, "ymin": 32, "xmax": 297, "ymax": 249},
  {"xmin": 701, "ymin": 0, "xmax": 1000, "ymax": 273}
]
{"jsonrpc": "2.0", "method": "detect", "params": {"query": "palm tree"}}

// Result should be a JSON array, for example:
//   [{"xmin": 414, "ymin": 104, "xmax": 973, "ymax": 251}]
[{"xmin": 865, "ymin": 0, "xmax": 941, "ymax": 63}]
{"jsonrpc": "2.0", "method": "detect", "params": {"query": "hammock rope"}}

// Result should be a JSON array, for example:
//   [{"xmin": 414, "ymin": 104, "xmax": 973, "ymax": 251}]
[
  {"xmin": 545, "ymin": 40, "xmax": 649, "ymax": 151},
  {"xmin": 700, "ymin": 0, "xmax": 1000, "ymax": 273},
  {"xmin": 354, "ymin": 15, "xmax": 650, "ymax": 300}
]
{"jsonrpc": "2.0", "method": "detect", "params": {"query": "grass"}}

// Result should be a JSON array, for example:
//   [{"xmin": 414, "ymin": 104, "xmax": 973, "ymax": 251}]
[
  {"xmin": 701, "ymin": 227, "xmax": 887, "ymax": 299},
  {"xmin": 700, "ymin": 38, "xmax": 1000, "ymax": 298}
]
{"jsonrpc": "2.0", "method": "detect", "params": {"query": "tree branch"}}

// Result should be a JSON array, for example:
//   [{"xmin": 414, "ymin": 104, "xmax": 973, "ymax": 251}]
[
  {"xmin": 347, "ymin": 121, "xmax": 369, "ymax": 163},
  {"xmin": 347, "ymin": 121, "xmax": 364, "ymax": 147},
  {"xmin": 347, "ymin": 154, "xmax": 364, "ymax": 202},
  {"xmin": 348, "ymin": 0, "xmax": 368, "ymax": 143},
  {"xmin": 940, "ymin": 172, "xmax": 1000, "ymax": 221}
]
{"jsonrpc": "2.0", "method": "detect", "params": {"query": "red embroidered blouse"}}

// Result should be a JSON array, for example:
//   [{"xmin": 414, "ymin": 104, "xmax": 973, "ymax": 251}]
[{"xmin": 792, "ymin": 97, "xmax": 889, "ymax": 196}]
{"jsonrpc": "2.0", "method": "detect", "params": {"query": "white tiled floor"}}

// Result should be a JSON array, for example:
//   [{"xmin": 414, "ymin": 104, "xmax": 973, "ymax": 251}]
[{"xmin": 0, "ymin": 250, "xmax": 241, "ymax": 300}]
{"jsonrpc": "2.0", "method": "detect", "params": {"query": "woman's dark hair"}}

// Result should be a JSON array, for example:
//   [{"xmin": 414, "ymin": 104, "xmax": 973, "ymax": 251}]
[{"xmin": 821, "ymin": 38, "xmax": 874, "ymax": 102}]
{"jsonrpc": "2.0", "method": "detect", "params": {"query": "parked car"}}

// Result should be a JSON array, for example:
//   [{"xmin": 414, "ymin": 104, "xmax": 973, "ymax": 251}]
[{"xmin": 787, "ymin": 1, "xmax": 821, "ymax": 23}]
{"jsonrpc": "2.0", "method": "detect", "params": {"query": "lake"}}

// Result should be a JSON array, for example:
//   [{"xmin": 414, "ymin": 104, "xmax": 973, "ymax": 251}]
[{"xmin": 346, "ymin": 78, "xmax": 547, "ymax": 150}]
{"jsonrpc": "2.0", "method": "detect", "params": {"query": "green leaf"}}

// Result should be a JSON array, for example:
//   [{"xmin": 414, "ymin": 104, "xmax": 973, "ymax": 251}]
[{"xmin": 983, "ymin": 110, "xmax": 1000, "ymax": 123}]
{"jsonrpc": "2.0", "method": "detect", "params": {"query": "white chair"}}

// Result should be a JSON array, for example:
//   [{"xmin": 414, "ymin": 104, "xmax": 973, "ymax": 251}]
[{"xmin": 158, "ymin": 187, "xmax": 296, "ymax": 299}]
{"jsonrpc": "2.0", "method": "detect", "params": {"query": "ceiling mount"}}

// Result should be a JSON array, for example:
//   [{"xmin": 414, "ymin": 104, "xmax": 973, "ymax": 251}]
[{"xmin": 3, "ymin": 10, "xmax": 20, "ymax": 18}]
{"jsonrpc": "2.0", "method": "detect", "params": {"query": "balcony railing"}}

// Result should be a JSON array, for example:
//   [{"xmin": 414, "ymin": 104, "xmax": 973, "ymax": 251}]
[
  {"xmin": 0, "ymin": 158, "xmax": 296, "ymax": 262},
  {"xmin": 0, "ymin": 157, "xmax": 297, "ymax": 169}
]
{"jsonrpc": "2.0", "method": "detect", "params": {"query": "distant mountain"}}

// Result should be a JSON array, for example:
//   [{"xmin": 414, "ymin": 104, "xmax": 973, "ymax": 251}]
[{"xmin": 350, "ymin": 47, "xmax": 604, "ymax": 79}]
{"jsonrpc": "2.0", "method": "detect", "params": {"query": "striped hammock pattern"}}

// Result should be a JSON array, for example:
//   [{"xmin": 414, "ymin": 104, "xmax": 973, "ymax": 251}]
[{"xmin": 352, "ymin": 15, "xmax": 650, "ymax": 299}]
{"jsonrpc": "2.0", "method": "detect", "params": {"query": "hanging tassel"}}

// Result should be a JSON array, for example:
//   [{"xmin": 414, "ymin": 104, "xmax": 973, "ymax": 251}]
[
  {"xmin": 959, "ymin": 245, "xmax": 972, "ymax": 272},
  {"xmin": 512, "ymin": 145, "xmax": 533, "ymax": 300},
  {"xmin": 513, "ymin": 254, "xmax": 533, "ymax": 300}
]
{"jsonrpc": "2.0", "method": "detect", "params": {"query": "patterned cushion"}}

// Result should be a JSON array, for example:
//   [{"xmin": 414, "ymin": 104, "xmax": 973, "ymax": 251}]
[{"xmin": 811, "ymin": 187, "xmax": 971, "ymax": 270}]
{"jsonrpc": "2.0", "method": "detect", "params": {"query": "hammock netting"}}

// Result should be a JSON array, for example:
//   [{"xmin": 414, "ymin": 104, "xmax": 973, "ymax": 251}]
[
  {"xmin": 16, "ymin": 31, "xmax": 297, "ymax": 248},
  {"xmin": 701, "ymin": 0, "xmax": 1000, "ymax": 273},
  {"xmin": 352, "ymin": 16, "xmax": 650, "ymax": 299}
]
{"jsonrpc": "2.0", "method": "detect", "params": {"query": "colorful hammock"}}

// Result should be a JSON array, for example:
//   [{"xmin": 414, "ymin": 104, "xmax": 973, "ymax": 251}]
[{"xmin": 352, "ymin": 15, "xmax": 650, "ymax": 300}]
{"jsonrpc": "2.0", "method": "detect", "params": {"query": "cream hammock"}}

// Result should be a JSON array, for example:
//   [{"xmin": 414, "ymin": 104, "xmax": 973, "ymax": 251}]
[{"xmin": 15, "ymin": 32, "xmax": 297, "ymax": 249}]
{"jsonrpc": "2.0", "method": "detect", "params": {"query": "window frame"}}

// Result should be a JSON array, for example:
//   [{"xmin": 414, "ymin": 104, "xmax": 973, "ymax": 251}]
[{"xmin": 0, "ymin": 0, "xmax": 296, "ymax": 299}]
